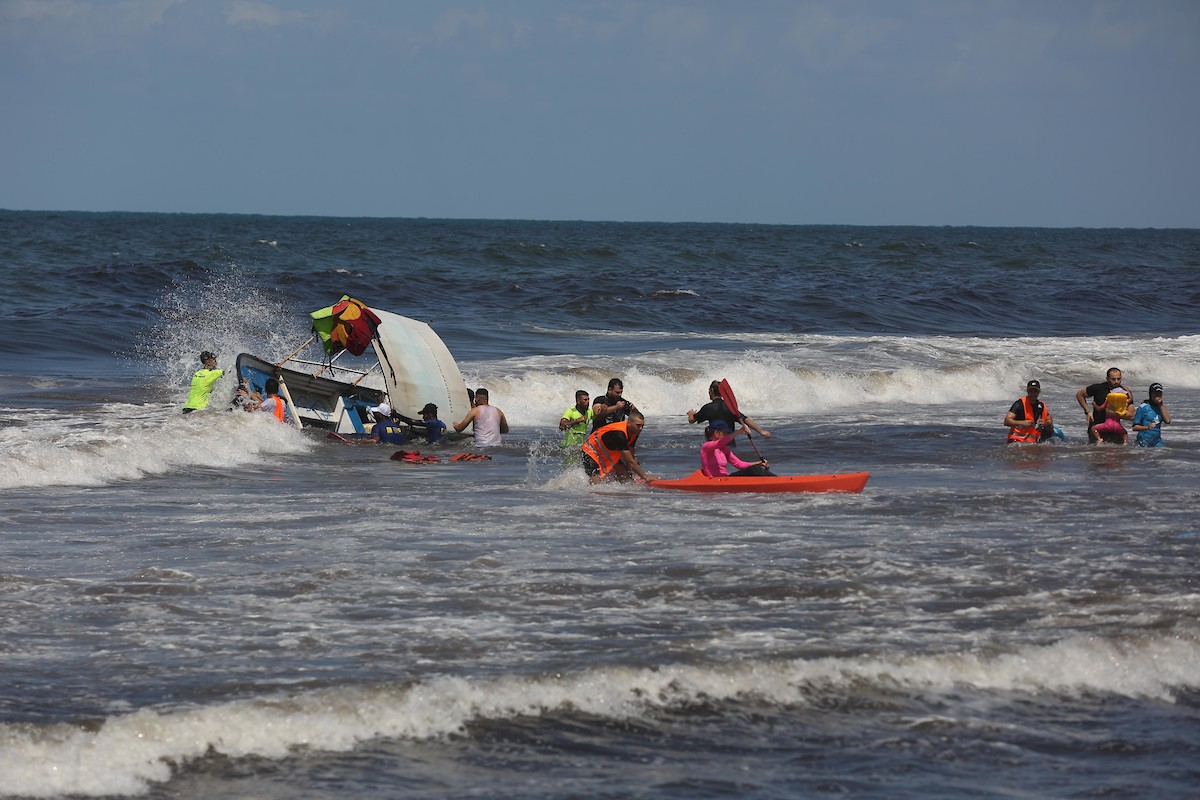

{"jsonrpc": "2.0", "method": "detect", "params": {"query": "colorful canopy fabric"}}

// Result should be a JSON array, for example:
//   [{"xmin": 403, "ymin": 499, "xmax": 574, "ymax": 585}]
[{"xmin": 310, "ymin": 296, "xmax": 382, "ymax": 356}]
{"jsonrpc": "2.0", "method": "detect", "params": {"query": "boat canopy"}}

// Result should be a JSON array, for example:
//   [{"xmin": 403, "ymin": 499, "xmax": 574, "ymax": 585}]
[
  {"xmin": 371, "ymin": 309, "xmax": 471, "ymax": 423},
  {"xmin": 310, "ymin": 296, "xmax": 381, "ymax": 356}
]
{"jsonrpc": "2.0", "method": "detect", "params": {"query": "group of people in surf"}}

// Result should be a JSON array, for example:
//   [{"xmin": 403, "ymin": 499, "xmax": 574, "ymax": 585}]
[
  {"xmin": 559, "ymin": 378, "xmax": 773, "ymax": 484},
  {"xmin": 182, "ymin": 351, "xmax": 292, "ymax": 425},
  {"xmin": 1005, "ymin": 367, "xmax": 1172, "ymax": 447},
  {"xmin": 181, "ymin": 349, "xmax": 508, "ymax": 447},
  {"xmin": 353, "ymin": 388, "xmax": 510, "ymax": 448},
  {"xmin": 189, "ymin": 350, "xmax": 1173, "ymax": 475}
]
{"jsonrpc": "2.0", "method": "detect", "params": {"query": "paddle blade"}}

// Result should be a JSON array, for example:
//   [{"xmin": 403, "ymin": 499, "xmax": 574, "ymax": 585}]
[{"xmin": 717, "ymin": 379, "xmax": 741, "ymax": 419}]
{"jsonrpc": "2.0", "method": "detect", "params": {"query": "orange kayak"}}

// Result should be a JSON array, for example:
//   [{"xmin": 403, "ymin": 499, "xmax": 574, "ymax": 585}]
[{"xmin": 650, "ymin": 470, "xmax": 869, "ymax": 494}]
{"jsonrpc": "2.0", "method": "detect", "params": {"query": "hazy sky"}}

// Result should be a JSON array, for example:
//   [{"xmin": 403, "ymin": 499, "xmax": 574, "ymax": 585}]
[{"xmin": 2, "ymin": 0, "xmax": 1197, "ymax": 226}]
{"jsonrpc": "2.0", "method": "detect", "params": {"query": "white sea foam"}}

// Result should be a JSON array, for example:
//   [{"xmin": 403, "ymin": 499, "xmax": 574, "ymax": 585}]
[
  {"xmin": 135, "ymin": 272, "xmax": 313, "ymax": 393},
  {"xmin": 460, "ymin": 334, "xmax": 1200, "ymax": 422},
  {"xmin": 0, "ymin": 404, "xmax": 313, "ymax": 490},
  {"xmin": 2, "ymin": 634, "xmax": 1195, "ymax": 797}
]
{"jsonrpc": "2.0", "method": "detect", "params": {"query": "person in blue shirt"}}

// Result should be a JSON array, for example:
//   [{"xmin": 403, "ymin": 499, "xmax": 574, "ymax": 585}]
[
  {"xmin": 1131, "ymin": 383, "xmax": 1172, "ymax": 447},
  {"xmin": 359, "ymin": 403, "xmax": 407, "ymax": 445},
  {"xmin": 399, "ymin": 403, "xmax": 448, "ymax": 443}
]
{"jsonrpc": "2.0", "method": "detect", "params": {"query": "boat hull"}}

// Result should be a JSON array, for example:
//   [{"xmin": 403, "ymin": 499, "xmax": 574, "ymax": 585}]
[
  {"xmin": 650, "ymin": 470, "xmax": 869, "ymax": 494},
  {"xmin": 236, "ymin": 353, "xmax": 386, "ymax": 434}
]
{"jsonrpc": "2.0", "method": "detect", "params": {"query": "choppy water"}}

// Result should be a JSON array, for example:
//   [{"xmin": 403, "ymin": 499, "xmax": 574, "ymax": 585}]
[{"xmin": 1, "ymin": 211, "xmax": 1198, "ymax": 798}]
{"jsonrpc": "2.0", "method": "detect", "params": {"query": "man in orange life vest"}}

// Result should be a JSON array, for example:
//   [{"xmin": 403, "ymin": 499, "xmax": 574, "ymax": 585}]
[
  {"xmin": 1004, "ymin": 379, "xmax": 1054, "ymax": 443},
  {"xmin": 580, "ymin": 410, "xmax": 656, "ymax": 484},
  {"xmin": 258, "ymin": 379, "xmax": 287, "ymax": 423}
]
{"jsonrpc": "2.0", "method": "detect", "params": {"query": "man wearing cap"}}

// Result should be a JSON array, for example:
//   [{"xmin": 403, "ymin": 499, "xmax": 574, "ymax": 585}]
[
  {"xmin": 182, "ymin": 351, "xmax": 224, "ymax": 413},
  {"xmin": 398, "ymin": 403, "xmax": 447, "ymax": 443},
  {"xmin": 359, "ymin": 403, "xmax": 407, "ymax": 445},
  {"xmin": 1131, "ymin": 383, "xmax": 1172, "ymax": 447},
  {"xmin": 1005, "ymin": 380, "xmax": 1055, "ymax": 444}
]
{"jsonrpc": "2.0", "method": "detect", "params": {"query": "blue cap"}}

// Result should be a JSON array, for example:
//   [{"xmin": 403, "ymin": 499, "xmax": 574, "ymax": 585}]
[{"xmin": 707, "ymin": 420, "xmax": 731, "ymax": 432}]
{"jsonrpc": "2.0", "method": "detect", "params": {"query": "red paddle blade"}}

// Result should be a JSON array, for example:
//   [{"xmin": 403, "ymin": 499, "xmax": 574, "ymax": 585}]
[{"xmin": 717, "ymin": 379, "xmax": 741, "ymax": 418}]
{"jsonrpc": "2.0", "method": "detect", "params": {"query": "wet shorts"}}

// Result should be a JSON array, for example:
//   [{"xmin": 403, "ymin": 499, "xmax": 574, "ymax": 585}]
[{"xmin": 582, "ymin": 454, "xmax": 601, "ymax": 477}]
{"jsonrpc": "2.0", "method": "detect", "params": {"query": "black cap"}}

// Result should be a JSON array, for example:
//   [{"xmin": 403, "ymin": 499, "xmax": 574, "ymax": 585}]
[
  {"xmin": 1027, "ymin": 380, "xmax": 1040, "ymax": 388},
  {"xmin": 419, "ymin": 403, "xmax": 438, "ymax": 415},
  {"xmin": 1149, "ymin": 382, "xmax": 1163, "ymax": 395}
]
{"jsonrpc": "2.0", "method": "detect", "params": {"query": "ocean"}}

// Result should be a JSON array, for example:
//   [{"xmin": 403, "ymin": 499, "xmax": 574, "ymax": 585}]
[{"xmin": 1, "ymin": 211, "xmax": 1198, "ymax": 799}]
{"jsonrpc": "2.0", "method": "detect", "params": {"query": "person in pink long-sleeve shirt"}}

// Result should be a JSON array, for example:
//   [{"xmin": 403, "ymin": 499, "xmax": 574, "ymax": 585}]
[{"xmin": 700, "ymin": 420, "xmax": 774, "ymax": 477}]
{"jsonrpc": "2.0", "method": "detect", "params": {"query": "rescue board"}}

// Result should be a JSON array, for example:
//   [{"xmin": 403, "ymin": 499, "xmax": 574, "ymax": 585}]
[{"xmin": 650, "ymin": 470, "xmax": 869, "ymax": 494}]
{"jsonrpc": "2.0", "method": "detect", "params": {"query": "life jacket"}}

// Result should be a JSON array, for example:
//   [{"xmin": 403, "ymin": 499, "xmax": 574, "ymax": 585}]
[
  {"xmin": 580, "ymin": 421, "xmax": 638, "ymax": 477},
  {"xmin": 266, "ymin": 394, "xmax": 285, "ymax": 422},
  {"xmin": 390, "ymin": 450, "xmax": 440, "ymax": 463},
  {"xmin": 1007, "ymin": 397, "xmax": 1048, "ymax": 443},
  {"xmin": 1102, "ymin": 390, "xmax": 1132, "ymax": 419}
]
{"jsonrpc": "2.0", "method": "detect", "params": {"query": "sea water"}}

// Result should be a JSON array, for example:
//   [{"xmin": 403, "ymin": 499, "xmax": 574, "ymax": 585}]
[{"xmin": 1, "ymin": 212, "xmax": 1198, "ymax": 798}]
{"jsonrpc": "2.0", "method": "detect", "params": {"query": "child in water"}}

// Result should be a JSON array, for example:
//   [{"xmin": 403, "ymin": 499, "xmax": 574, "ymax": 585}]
[{"xmin": 1091, "ymin": 385, "xmax": 1134, "ymax": 444}]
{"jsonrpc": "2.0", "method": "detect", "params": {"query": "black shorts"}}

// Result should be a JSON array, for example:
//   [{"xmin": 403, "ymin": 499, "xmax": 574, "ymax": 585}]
[{"xmin": 582, "ymin": 454, "xmax": 601, "ymax": 476}]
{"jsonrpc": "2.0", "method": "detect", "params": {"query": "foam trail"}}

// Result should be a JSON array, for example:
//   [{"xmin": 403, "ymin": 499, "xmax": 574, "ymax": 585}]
[
  {"xmin": 2, "ymin": 634, "xmax": 1194, "ymax": 797},
  {"xmin": 460, "ymin": 334, "xmax": 1200, "ymax": 421},
  {"xmin": 0, "ymin": 404, "xmax": 312, "ymax": 489}
]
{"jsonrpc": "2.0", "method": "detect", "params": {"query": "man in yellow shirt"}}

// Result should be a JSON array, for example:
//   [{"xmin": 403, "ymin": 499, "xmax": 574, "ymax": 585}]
[
  {"xmin": 559, "ymin": 390, "xmax": 593, "ymax": 448},
  {"xmin": 182, "ymin": 351, "xmax": 224, "ymax": 413}
]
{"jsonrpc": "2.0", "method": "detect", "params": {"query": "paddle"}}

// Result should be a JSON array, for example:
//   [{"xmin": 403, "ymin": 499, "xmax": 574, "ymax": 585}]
[{"xmin": 716, "ymin": 379, "xmax": 764, "ymax": 461}]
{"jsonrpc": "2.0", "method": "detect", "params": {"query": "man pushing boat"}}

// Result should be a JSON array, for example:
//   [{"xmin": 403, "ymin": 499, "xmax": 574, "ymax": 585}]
[{"xmin": 580, "ymin": 410, "xmax": 656, "ymax": 484}]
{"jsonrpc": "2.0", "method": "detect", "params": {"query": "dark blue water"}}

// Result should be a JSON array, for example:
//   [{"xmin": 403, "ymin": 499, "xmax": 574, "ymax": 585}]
[{"xmin": 1, "ymin": 211, "xmax": 1198, "ymax": 799}]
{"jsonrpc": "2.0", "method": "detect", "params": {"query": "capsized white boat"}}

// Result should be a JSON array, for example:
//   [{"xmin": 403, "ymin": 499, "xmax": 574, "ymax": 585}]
[{"xmin": 236, "ymin": 298, "xmax": 472, "ymax": 435}]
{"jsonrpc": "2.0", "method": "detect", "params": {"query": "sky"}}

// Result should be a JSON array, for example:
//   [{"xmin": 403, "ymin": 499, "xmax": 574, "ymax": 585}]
[{"xmin": 1, "ymin": 0, "xmax": 1197, "ymax": 227}]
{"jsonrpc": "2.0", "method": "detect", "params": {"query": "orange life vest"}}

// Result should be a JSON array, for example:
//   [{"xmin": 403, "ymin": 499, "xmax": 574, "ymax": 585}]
[
  {"xmin": 580, "ymin": 421, "xmax": 638, "ymax": 477},
  {"xmin": 1007, "ymin": 396, "xmax": 1047, "ymax": 443},
  {"xmin": 267, "ymin": 394, "xmax": 285, "ymax": 422}
]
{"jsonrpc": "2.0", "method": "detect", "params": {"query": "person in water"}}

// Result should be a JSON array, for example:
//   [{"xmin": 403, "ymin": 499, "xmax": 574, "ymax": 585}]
[
  {"xmin": 591, "ymin": 378, "xmax": 635, "ymax": 432},
  {"xmin": 1004, "ymin": 379, "xmax": 1056, "ymax": 444},
  {"xmin": 398, "ymin": 403, "xmax": 447, "ymax": 443},
  {"xmin": 454, "ymin": 387, "xmax": 509, "ymax": 447},
  {"xmin": 559, "ymin": 390, "xmax": 593, "ymax": 448},
  {"xmin": 700, "ymin": 420, "xmax": 775, "ymax": 477},
  {"xmin": 1131, "ymin": 383, "xmax": 1172, "ymax": 447},
  {"xmin": 232, "ymin": 378, "xmax": 260, "ymax": 412},
  {"xmin": 1093, "ymin": 378, "xmax": 1134, "ymax": 445},
  {"xmin": 360, "ymin": 403, "xmax": 406, "ymax": 444},
  {"xmin": 1076, "ymin": 367, "xmax": 1131, "ymax": 444},
  {"xmin": 258, "ymin": 378, "xmax": 287, "ymax": 423},
  {"xmin": 688, "ymin": 380, "xmax": 771, "ymax": 439},
  {"xmin": 581, "ymin": 410, "xmax": 655, "ymax": 484},
  {"xmin": 182, "ymin": 351, "xmax": 224, "ymax": 413}
]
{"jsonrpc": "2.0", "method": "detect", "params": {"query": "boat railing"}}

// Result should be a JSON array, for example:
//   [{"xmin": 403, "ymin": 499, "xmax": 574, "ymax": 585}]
[{"xmin": 283, "ymin": 356, "xmax": 373, "ymax": 376}]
